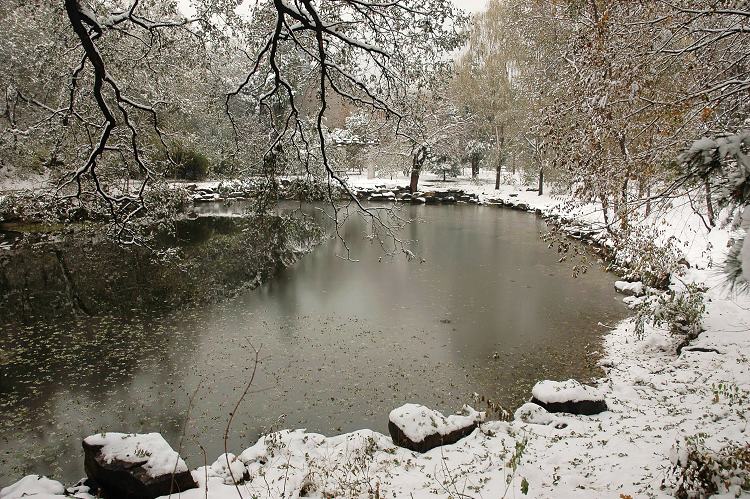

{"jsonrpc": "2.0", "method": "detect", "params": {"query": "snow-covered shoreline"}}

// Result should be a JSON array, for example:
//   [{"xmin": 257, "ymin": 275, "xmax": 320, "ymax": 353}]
[{"xmin": 3, "ymin": 173, "xmax": 749, "ymax": 498}]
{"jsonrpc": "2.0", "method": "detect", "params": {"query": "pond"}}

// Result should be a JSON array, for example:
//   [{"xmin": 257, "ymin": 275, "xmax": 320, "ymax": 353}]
[{"xmin": 0, "ymin": 202, "xmax": 628, "ymax": 484}]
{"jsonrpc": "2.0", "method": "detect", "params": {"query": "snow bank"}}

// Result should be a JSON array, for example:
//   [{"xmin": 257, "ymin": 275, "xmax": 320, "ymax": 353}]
[
  {"xmin": 181, "ymin": 426, "xmax": 523, "ymax": 498},
  {"xmin": 0, "ymin": 476, "xmax": 65, "ymax": 499},
  {"xmin": 387, "ymin": 403, "xmax": 485, "ymax": 443},
  {"xmin": 82, "ymin": 432, "xmax": 188, "ymax": 478},
  {"xmin": 206, "ymin": 453, "xmax": 247, "ymax": 485}
]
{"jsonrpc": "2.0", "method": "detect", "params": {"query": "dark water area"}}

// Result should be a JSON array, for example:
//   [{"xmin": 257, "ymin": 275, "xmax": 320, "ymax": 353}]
[{"xmin": 0, "ymin": 203, "xmax": 628, "ymax": 484}]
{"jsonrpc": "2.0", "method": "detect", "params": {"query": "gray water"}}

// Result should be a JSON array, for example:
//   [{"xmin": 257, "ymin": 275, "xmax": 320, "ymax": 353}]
[{"xmin": 0, "ymin": 203, "xmax": 627, "ymax": 484}]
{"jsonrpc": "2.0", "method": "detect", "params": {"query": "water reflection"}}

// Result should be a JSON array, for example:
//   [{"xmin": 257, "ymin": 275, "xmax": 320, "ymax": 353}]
[{"xmin": 0, "ymin": 204, "xmax": 627, "ymax": 484}]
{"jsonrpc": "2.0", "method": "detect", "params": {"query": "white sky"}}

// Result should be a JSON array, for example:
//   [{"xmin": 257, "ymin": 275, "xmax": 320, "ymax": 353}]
[{"xmin": 451, "ymin": 0, "xmax": 489, "ymax": 13}]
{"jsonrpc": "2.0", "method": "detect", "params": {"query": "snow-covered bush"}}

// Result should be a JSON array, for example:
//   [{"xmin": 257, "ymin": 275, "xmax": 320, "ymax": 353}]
[
  {"xmin": 665, "ymin": 435, "xmax": 750, "ymax": 498},
  {"xmin": 679, "ymin": 132, "xmax": 750, "ymax": 208},
  {"xmin": 427, "ymin": 153, "xmax": 461, "ymax": 181},
  {"xmin": 652, "ymin": 283, "xmax": 706, "ymax": 339},
  {"xmin": 136, "ymin": 183, "xmax": 193, "ymax": 233},
  {"xmin": 635, "ymin": 283, "xmax": 706, "ymax": 343},
  {"xmin": 614, "ymin": 228, "xmax": 682, "ymax": 289},
  {"xmin": 281, "ymin": 178, "xmax": 339, "ymax": 201}
]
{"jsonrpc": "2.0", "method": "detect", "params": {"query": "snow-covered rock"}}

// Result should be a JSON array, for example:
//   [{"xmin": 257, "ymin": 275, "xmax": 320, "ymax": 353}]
[
  {"xmin": 82, "ymin": 432, "xmax": 197, "ymax": 498},
  {"xmin": 614, "ymin": 280, "xmax": 645, "ymax": 296},
  {"xmin": 530, "ymin": 379, "xmax": 608, "ymax": 415},
  {"xmin": 514, "ymin": 402, "xmax": 567, "ymax": 428},
  {"xmin": 0, "ymin": 475, "xmax": 65, "ymax": 499},
  {"xmin": 388, "ymin": 403, "xmax": 485, "ymax": 452},
  {"xmin": 622, "ymin": 295, "xmax": 645, "ymax": 309},
  {"xmin": 206, "ymin": 453, "xmax": 248, "ymax": 485}
]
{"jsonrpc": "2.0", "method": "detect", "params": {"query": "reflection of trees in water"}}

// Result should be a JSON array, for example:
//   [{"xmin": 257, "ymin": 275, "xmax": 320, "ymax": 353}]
[
  {"xmin": 0, "ymin": 216, "xmax": 320, "ymax": 324},
  {"xmin": 0, "ymin": 214, "xmax": 321, "ymax": 423}
]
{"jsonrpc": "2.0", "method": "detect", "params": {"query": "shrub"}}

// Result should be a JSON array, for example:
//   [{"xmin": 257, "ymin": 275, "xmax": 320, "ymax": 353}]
[
  {"xmin": 652, "ymin": 283, "xmax": 706, "ymax": 339},
  {"xmin": 614, "ymin": 228, "xmax": 682, "ymax": 289},
  {"xmin": 665, "ymin": 435, "xmax": 750, "ymax": 498},
  {"xmin": 634, "ymin": 283, "xmax": 706, "ymax": 344},
  {"xmin": 170, "ymin": 142, "xmax": 210, "ymax": 180}
]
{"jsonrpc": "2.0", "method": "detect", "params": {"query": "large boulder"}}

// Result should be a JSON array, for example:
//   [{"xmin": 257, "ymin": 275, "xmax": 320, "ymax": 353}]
[
  {"xmin": 530, "ymin": 379, "xmax": 608, "ymax": 415},
  {"xmin": 388, "ymin": 404, "xmax": 485, "ymax": 453},
  {"xmin": 82, "ymin": 432, "xmax": 197, "ymax": 499}
]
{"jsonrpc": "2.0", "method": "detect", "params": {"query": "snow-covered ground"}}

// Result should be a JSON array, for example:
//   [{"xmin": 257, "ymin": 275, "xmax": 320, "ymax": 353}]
[
  {"xmin": 0, "ymin": 167, "xmax": 50, "ymax": 193},
  {"xmin": 2, "ymin": 172, "xmax": 749, "ymax": 498}
]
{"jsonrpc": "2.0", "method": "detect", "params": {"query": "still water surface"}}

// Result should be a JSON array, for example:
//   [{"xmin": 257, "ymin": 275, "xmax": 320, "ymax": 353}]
[{"xmin": 0, "ymin": 203, "xmax": 627, "ymax": 483}]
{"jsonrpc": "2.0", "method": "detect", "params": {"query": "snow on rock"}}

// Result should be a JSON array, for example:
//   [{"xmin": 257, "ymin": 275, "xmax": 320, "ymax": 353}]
[
  {"xmin": 388, "ymin": 403, "xmax": 485, "ymax": 452},
  {"xmin": 622, "ymin": 295, "xmax": 645, "ymax": 309},
  {"xmin": 83, "ymin": 432, "xmax": 188, "ymax": 478},
  {"xmin": 82, "ymin": 432, "xmax": 197, "ymax": 498},
  {"xmin": 206, "ymin": 453, "xmax": 247, "ymax": 485},
  {"xmin": 514, "ymin": 402, "xmax": 567, "ymax": 429},
  {"xmin": 614, "ymin": 280, "xmax": 645, "ymax": 296},
  {"xmin": 530, "ymin": 379, "xmax": 608, "ymax": 415},
  {"xmin": 0, "ymin": 475, "xmax": 65, "ymax": 498}
]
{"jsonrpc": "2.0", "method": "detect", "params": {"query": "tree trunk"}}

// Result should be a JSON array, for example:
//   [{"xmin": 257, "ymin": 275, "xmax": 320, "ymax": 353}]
[
  {"xmin": 705, "ymin": 178, "xmax": 715, "ymax": 228},
  {"xmin": 600, "ymin": 194, "xmax": 611, "ymax": 231},
  {"xmin": 410, "ymin": 169, "xmax": 420, "ymax": 193},
  {"xmin": 494, "ymin": 124, "xmax": 505, "ymax": 190},
  {"xmin": 471, "ymin": 156, "xmax": 479, "ymax": 178},
  {"xmin": 612, "ymin": 195, "xmax": 619, "ymax": 224},
  {"xmin": 618, "ymin": 135, "xmax": 630, "ymax": 230},
  {"xmin": 620, "ymin": 175, "xmax": 629, "ymax": 230},
  {"xmin": 538, "ymin": 166, "xmax": 544, "ymax": 196},
  {"xmin": 409, "ymin": 145, "xmax": 427, "ymax": 193}
]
